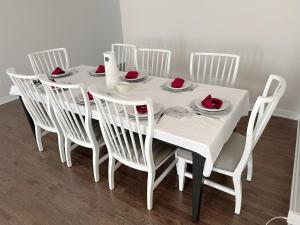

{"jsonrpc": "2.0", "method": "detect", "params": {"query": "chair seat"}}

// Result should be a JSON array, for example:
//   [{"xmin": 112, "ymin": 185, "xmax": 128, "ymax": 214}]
[
  {"xmin": 152, "ymin": 140, "xmax": 175, "ymax": 166},
  {"xmin": 176, "ymin": 132, "xmax": 246, "ymax": 172},
  {"xmin": 78, "ymin": 120, "xmax": 103, "ymax": 144},
  {"xmin": 115, "ymin": 134, "xmax": 175, "ymax": 167}
]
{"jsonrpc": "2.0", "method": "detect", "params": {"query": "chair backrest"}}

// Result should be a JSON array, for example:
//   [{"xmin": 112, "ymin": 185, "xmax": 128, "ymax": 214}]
[
  {"xmin": 136, "ymin": 48, "xmax": 171, "ymax": 78},
  {"xmin": 6, "ymin": 68, "xmax": 56, "ymax": 131},
  {"xmin": 112, "ymin": 43, "xmax": 137, "ymax": 72},
  {"xmin": 190, "ymin": 53, "xmax": 240, "ymax": 87},
  {"xmin": 89, "ymin": 87, "xmax": 155, "ymax": 171},
  {"xmin": 28, "ymin": 48, "xmax": 69, "ymax": 75},
  {"xmin": 235, "ymin": 75, "xmax": 286, "ymax": 174},
  {"xmin": 39, "ymin": 76, "xmax": 96, "ymax": 147}
]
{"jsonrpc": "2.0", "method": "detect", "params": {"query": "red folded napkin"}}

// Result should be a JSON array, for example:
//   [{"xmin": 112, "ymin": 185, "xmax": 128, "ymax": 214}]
[
  {"xmin": 96, "ymin": 65, "xmax": 105, "ymax": 73},
  {"xmin": 87, "ymin": 91, "xmax": 94, "ymax": 101},
  {"xmin": 171, "ymin": 78, "xmax": 185, "ymax": 88},
  {"xmin": 201, "ymin": 94, "xmax": 223, "ymax": 109},
  {"xmin": 52, "ymin": 67, "xmax": 65, "ymax": 75},
  {"xmin": 125, "ymin": 71, "xmax": 139, "ymax": 79},
  {"xmin": 136, "ymin": 105, "xmax": 147, "ymax": 114}
]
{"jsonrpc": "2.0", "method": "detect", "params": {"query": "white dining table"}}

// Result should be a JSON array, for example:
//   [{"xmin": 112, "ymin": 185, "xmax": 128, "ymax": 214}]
[{"xmin": 9, "ymin": 65, "xmax": 249, "ymax": 221}]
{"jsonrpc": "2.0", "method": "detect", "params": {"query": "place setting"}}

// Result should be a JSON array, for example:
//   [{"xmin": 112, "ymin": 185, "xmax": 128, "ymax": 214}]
[
  {"xmin": 120, "ymin": 102, "xmax": 164, "ymax": 121},
  {"xmin": 161, "ymin": 77, "xmax": 198, "ymax": 92},
  {"xmin": 47, "ymin": 66, "xmax": 73, "ymax": 79},
  {"xmin": 120, "ymin": 70, "xmax": 147, "ymax": 82},
  {"xmin": 76, "ymin": 91, "xmax": 95, "ymax": 105},
  {"xmin": 75, "ymin": 91, "xmax": 112, "ymax": 106},
  {"xmin": 89, "ymin": 65, "xmax": 106, "ymax": 77},
  {"xmin": 189, "ymin": 94, "xmax": 232, "ymax": 118}
]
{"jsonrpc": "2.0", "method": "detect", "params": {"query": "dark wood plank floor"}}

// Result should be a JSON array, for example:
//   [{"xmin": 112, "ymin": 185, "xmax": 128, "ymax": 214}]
[{"xmin": 0, "ymin": 100, "xmax": 297, "ymax": 225}]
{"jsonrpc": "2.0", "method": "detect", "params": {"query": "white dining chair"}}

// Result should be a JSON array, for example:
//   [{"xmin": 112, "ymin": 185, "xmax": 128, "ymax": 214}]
[
  {"xmin": 6, "ymin": 68, "xmax": 66, "ymax": 162},
  {"xmin": 39, "ymin": 76, "xmax": 107, "ymax": 182},
  {"xmin": 190, "ymin": 53, "xmax": 240, "ymax": 87},
  {"xmin": 28, "ymin": 48, "xmax": 70, "ymax": 75},
  {"xmin": 112, "ymin": 43, "xmax": 137, "ymax": 72},
  {"xmin": 176, "ymin": 74, "xmax": 286, "ymax": 214},
  {"xmin": 89, "ymin": 87, "xmax": 176, "ymax": 210},
  {"xmin": 135, "ymin": 48, "xmax": 171, "ymax": 78}
]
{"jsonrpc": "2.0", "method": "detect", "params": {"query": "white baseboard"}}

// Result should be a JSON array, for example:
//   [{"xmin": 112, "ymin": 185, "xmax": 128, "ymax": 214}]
[
  {"xmin": 273, "ymin": 108, "xmax": 300, "ymax": 121},
  {"xmin": 0, "ymin": 95, "xmax": 18, "ymax": 105},
  {"xmin": 288, "ymin": 211, "xmax": 300, "ymax": 225},
  {"xmin": 249, "ymin": 104, "xmax": 299, "ymax": 120}
]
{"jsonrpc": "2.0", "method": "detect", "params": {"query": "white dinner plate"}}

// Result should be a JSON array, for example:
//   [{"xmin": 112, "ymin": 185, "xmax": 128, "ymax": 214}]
[
  {"xmin": 193, "ymin": 99, "xmax": 231, "ymax": 112},
  {"xmin": 76, "ymin": 95, "xmax": 95, "ymax": 105},
  {"xmin": 127, "ymin": 103, "xmax": 162, "ymax": 118},
  {"xmin": 47, "ymin": 70, "xmax": 72, "ymax": 78},
  {"xmin": 89, "ymin": 69, "xmax": 105, "ymax": 76},
  {"xmin": 162, "ymin": 80, "xmax": 192, "ymax": 91},
  {"xmin": 190, "ymin": 102, "xmax": 230, "ymax": 116},
  {"xmin": 121, "ymin": 73, "xmax": 146, "ymax": 82}
]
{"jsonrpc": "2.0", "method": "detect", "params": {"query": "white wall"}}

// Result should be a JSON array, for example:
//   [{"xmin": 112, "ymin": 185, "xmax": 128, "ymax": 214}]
[
  {"xmin": 120, "ymin": 0, "xmax": 300, "ymax": 119},
  {"xmin": 0, "ymin": 0, "xmax": 122, "ymax": 104}
]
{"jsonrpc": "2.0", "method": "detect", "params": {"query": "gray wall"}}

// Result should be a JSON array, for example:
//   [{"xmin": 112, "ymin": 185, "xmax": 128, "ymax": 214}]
[
  {"xmin": 0, "ymin": 0, "xmax": 123, "ymax": 103},
  {"xmin": 120, "ymin": 0, "xmax": 300, "ymax": 119}
]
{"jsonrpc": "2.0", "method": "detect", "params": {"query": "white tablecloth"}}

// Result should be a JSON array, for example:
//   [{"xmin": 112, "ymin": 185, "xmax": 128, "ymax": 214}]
[{"xmin": 9, "ymin": 65, "xmax": 249, "ymax": 177}]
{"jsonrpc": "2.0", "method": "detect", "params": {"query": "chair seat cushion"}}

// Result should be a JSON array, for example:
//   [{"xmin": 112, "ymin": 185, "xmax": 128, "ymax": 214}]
[
  {"xmin": 114, "ymin": 133, "xmax": 175, "ymax": 167},
  {"xmin": 176, "ymin": 132, "xmax": 246, "ymax": 172},
  {"xmin": 79, "ymin": 120, "xmax": 103, "ymax": 143},
  {"xmin": 152, "ymin": 140, "xmax": 176, "ymax": 166}
]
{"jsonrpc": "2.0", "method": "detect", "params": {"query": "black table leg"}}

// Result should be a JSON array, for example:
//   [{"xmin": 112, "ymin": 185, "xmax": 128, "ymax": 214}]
[
  {"xmin": 19, "ymin": 96, "xmax": 35, "ymax": 136},
  {"xmin": 192, "ymin": 152, "xmax": 206, "ymax": 222}
]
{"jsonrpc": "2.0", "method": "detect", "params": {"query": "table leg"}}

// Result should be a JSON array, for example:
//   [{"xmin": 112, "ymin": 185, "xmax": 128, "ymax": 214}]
[
  {"xmin": 19, "ymin": 96, "xmax": 35, "ymax": 136},
  {"xmin": 192, "ymin": 152, "xmax": 206, "ymax": 222}
]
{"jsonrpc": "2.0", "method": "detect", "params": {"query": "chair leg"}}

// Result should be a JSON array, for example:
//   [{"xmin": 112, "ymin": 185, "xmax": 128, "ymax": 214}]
[
  {"xmin": 35, "ymin": 124, "xmax": 43, "ymax": 152},
  {"xmin": 247, "ymin": 153, "xmax": 253, "ymax": 181},
  {"xmin": 57, "ymin": 132, "xmax": 66, "ymax": 163},
  {"xmin": 233, "ymin": 176, "xmax": 242, "ymax": 214},
  {"xmin": 147, "ymin": 170, "xmax": 155, "ymax": 210},
  {"xmin": 92, "ymin": 146, "xmax": 100, "ymax": 182},
  {"xmin": 65, "ymin": 138, "xmax": 72, "ymax": 167},
  {"xmin": 176, "ymin": 157, "xmax": 187, "ymax": 191},
  {"xmin": 108, "ymin": 156, "xmax": 115, "ymax": 190}
]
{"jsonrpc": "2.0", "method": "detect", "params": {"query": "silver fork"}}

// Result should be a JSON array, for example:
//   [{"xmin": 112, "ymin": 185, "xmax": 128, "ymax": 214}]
[{"xmin": 192, "ymin": 111, "xmax": 220, "ymax": 119}]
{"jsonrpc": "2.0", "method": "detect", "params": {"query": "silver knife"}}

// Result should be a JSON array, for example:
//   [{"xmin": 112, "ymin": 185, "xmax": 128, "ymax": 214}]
[{"xmin": 156, "ymin": 112, "xmax": 165, "ymax": 123}]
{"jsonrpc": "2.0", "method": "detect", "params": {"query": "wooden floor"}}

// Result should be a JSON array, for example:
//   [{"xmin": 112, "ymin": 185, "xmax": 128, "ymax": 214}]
[{"xmin": 0, "ymin": 100, "xmax": 297, "ymax": 225}]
